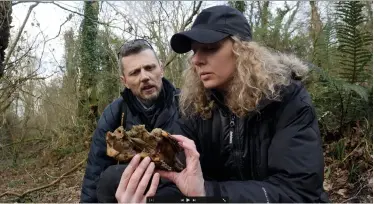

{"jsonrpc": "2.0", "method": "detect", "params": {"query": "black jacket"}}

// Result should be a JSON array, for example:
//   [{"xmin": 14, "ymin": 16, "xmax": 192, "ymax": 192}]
[
  {"xmin": 177, "ymin": 80, "xmax": 330, "ymax": 203},
  {"xmin": 80, "ymin": 78, "xmax": 181, "ymax": 203}
]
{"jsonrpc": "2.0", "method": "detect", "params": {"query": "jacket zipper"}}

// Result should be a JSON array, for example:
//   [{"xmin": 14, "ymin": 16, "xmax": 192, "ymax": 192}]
[
  {"xmin": 251, "ymin": 122, "xmax": 260, "ymax": 180},
  {"xmin": 229, "ymin": 114, "xmax": 244, "ymax": 179},
  {"xmin": 249, "ymin": 128, "xmax": 255, "ymax": 180},
  {"xmin": 249, "ymin": 124, "xmax": 257, "ymax": 180},
  {"xmin": 255, "ymin": 133, "xmax": 260, "ymax": 179}
]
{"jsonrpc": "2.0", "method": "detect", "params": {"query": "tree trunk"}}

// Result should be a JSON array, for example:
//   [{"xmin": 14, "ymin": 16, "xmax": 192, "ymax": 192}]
[
  {"xmin": 63, "ymin": 28, "xmax": 78, "ymax": 93},
  {"xmin": 78, "ymin": 1, "xmax": 100, "ymax": 135},
  {"xmin": 258, "ymin": 1, "xmax": 270, "ymax": 40},
  {"xmin": 260, "ymin": 1, "xmax": 269, "ymax": 29},
  {"xmin": 0, "ymin": 1, "xmax": 12, "ymax": 78},
  {"xmin": 309, "ymin": 1, "xmax": 323, "ymax": 66}
]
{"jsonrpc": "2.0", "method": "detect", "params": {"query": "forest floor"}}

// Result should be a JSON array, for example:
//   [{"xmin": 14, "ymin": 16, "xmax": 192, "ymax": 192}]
[{"xmin": 0, "ymin": 134, "xmax": 372, "ymax": 203}]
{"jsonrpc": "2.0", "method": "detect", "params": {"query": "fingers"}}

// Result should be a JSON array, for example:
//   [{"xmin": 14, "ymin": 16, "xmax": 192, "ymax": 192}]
[
  {"xmin": 134, "ymin": 162, "xmax": 156, "ymax": 198},
  {"xmin": 126, "ymin": 156, "xmax": 152, "ymax": 195},
  {"xmin": 145, "ymin": 173, "xmax": 160, "ymax": 198},
  {"xmin": 170, "ymin": 134, "xmax": 192, "ymax": 143},
  {"xmin": 171, "ymin": 135, "xmax": 198, "ymax": 154},
  {"xmin": 117, "ymin": 154, "xmax": 141, "ymax": 193}
]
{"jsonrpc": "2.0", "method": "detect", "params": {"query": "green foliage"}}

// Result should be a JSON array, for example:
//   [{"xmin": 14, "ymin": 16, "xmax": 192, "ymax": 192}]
[
  {"xmin": 252, "ymin": 2, "xmax": 310, "ymax": 58},
  {"xmin": 96, "ymin": 29, "xmax": 122, "ymax": 113},
  {"xmin": 228, "ymin": 1, "xmax": 247, "ymax": 13},
  {"xmin": 333, "ymin": 138, "xmax": 346, "ymax": 161},
  {"xmin": 335, "ymin": 1, "xmax": 372, "ymax": 83},
  {"xmin": 310, "ymin": 1, "xmax": 372, "ymax": 136}
]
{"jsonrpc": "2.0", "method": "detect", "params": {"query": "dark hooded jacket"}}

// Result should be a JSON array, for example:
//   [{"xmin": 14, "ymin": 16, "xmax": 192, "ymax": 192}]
[
  {"xmin": 176, "ymin": 54, "xmax": 330, "ymax": 203},
  {"xmin": 80, "ymin": 78, "xmax": 181, "ymax": 203}
]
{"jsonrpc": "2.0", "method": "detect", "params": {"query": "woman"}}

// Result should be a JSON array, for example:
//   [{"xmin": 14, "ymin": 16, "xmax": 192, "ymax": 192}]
[{"xmin": 115, "ymin": 5, "xmax": 329, "ymax": 203}]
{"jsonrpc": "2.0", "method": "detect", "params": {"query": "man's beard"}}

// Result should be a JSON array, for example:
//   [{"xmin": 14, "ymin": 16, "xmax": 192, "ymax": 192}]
[{"xmin": 140, "ymin": 91, "xmax": 160, "ymax": 107}]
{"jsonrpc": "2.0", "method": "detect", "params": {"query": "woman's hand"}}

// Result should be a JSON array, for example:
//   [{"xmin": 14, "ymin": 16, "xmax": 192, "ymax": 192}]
[
  {"xmin": 115, "ymin": 154, "xmax": 160, "ymax": 203},
  {"xmin": 157, "ymin": 135, "xmax": 206, "ymax": 197}
]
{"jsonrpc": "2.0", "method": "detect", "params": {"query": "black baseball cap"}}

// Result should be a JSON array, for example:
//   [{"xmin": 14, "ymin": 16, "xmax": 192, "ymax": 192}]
[{"xmin": 170, "ymin": 5, "xmax": 252, "ymax": 54}]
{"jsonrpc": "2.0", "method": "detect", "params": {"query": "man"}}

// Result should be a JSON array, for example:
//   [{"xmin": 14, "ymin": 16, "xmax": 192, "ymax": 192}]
[{"xmin": 80, "ymin": 39, "xmax": 181, "ymax": 203}]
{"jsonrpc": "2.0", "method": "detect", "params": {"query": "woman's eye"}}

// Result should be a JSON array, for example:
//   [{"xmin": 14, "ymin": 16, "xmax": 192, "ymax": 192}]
[{"xmin": 204, "ymin": 46, "xmax": 219, "ymax": 52}]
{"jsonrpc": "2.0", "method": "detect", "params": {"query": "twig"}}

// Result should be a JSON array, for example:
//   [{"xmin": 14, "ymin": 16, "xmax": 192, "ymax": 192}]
[
  {"xmin": 0, "ymin": 158, "xmax": 86, "ymax": 198},
  {"xmin": 49, "ymin": 2, "xmax": 85, "ymax": 19},
  {"xmin": 158, "ymin": 1, "xmax": 170, "ymax": 19},
  {"xmin": 33, "ymin": 16, "xmax": 47, "ymax": 72},
  {"xmin": 342, "ymin": 183, "xmax": 369, "ymax": 203},
  {"xmin": 342, "ymin": 140, "xmax": 364, "ymax": 162},
  {"xmin": 104, "ymin": 1, "xmax": 138, "ymax": 36},
  {"xmin": 51, "ymin": 1, "xmax": 130, "ymax": 34},
  {"xmin": 5, "ymin": 31, "xmax": 41, "ymax": 69},
  {"xmin": 44, "ymin": 172, "xmax": 75, "ymax": 179},
  {"xmin": 163, "ymin": 1, "xmax": 202, "ymax": 68},
  {"xmin": 45, "ymin": 16, "xmax": 71, "ymax": 44},
  {"xmin": 182, "ymin": 1, "xmax": 202, "ymax": 31},
  {"xmin": 25, "ymin": 168, "xmax": 36, "ymax": 182}
]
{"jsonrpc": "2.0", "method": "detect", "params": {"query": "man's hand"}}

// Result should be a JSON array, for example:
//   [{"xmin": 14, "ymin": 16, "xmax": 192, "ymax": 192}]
[
  {"xmin": 157, "ymin": 135, "xmax": 206, "ymax": 197},
  {"xmin": 115, "ymin": 154, "xmax": 160, "ymax": 203}
]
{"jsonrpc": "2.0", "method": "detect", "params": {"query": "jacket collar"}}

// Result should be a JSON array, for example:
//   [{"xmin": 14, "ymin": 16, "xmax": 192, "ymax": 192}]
[{"xmin": 207, "ymin": 80, "xmax": 302, "ymax": 117}]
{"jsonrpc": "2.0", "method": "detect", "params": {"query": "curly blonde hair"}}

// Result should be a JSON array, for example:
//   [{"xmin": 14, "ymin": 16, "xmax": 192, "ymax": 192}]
[{"xmin": 179, "ymin": 36, "xmax": 309, "ymax": 119}]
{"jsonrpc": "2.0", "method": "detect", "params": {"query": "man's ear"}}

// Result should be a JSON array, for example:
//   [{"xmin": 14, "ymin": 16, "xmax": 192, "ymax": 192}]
[{"xmin": 120, "ymin": 75, "xmax": 128, "ymax": 88}]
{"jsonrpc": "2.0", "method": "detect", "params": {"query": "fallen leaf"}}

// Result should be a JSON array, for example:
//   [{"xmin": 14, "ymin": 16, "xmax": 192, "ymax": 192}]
[
  {"xmin": 323, "ymin": 181, "xmax": 333, "ymax": 191},
  {"xmin": 336, "ymin": 174, "xmax": 348, "ymax": 187},
  {"xmin": 337, "ymin": 189, "xmax": 348, "ymax": 198}
]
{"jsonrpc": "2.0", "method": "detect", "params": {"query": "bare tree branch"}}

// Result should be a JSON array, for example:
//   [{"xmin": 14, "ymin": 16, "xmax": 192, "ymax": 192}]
[
  {"xmin": 45, "ymin": 15, "xmax": 72, "ymax": 44},
  {"xmin": 284, "ymin": 2, "xmax": 301, "ymax": 35},
  {"xmin": 5, "ymin": 31, "xmax": 41, "ymax": 69},
  {"xmin": 181, "ymin": 1, "xmax": 202, "ymax": 31},
  {"xmin": 104, "ymin": 1, "xmax": 138, "ymax": 37},
  {"xmin": 159, "ymin": 1, "xmax": 170, "ymax": 19},
  {"xmin": 4, "ymin": 2, "xmax": 39, "ymax": 69},
  {"xmin": 32, "ymin": 17, "xmax": 48, "ymax": 72},
  {"xmin": 164, "ymin": 1, "xmax": 202, "ymax": 68},
  {"xmin": 49, "ymin": 2, "xmax": 84, "ymax": 18},
  {"xmin": 11, "ymin": 1, "xmax": 33, "ymax": 6}
]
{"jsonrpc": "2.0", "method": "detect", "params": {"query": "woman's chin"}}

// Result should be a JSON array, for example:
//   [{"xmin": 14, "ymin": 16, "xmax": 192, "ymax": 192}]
[{"xmin": 202, "ymin": 80, "xmax": 220, "ymax": 89}]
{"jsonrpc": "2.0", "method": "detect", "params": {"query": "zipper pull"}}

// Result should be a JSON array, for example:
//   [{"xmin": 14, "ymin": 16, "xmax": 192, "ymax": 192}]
[
  {"xmin": 229, "ymin": 115, "xmax": 235, "ymax": 144},
  {"xmin": 230, "ymin": 115, "xmax": 235, "ymax": 127}
]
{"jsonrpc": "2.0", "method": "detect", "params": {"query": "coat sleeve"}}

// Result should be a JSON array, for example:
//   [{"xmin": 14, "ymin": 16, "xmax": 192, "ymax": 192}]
[
  {"xmin": 80, "ymin": 102, "xmax": 119, "ymax": 203},
  {"xmin": 183, "ymin": 90, "xmax": 328, "ymax": 203}
]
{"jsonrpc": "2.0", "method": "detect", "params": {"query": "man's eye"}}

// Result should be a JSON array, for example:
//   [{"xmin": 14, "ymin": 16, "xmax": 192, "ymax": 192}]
[
  {"xmin": 130, "ymin": 70, "xmax": 139, "ymax": 76},
  {"xmin": 145, "ymin": 65, "xmax": 155, "ymax": 70}
]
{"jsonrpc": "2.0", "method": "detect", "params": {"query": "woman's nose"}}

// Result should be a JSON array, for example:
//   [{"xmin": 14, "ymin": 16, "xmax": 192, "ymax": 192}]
[{"xmin": 192, "ymin": 51, "xmax": 205, "ymax": 67}]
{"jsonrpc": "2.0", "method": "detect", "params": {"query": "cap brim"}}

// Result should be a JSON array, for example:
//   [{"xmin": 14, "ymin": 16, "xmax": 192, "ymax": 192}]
[{"xmin": 170, "ymin": 28, "xmax": 229, "ymax": 54}]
